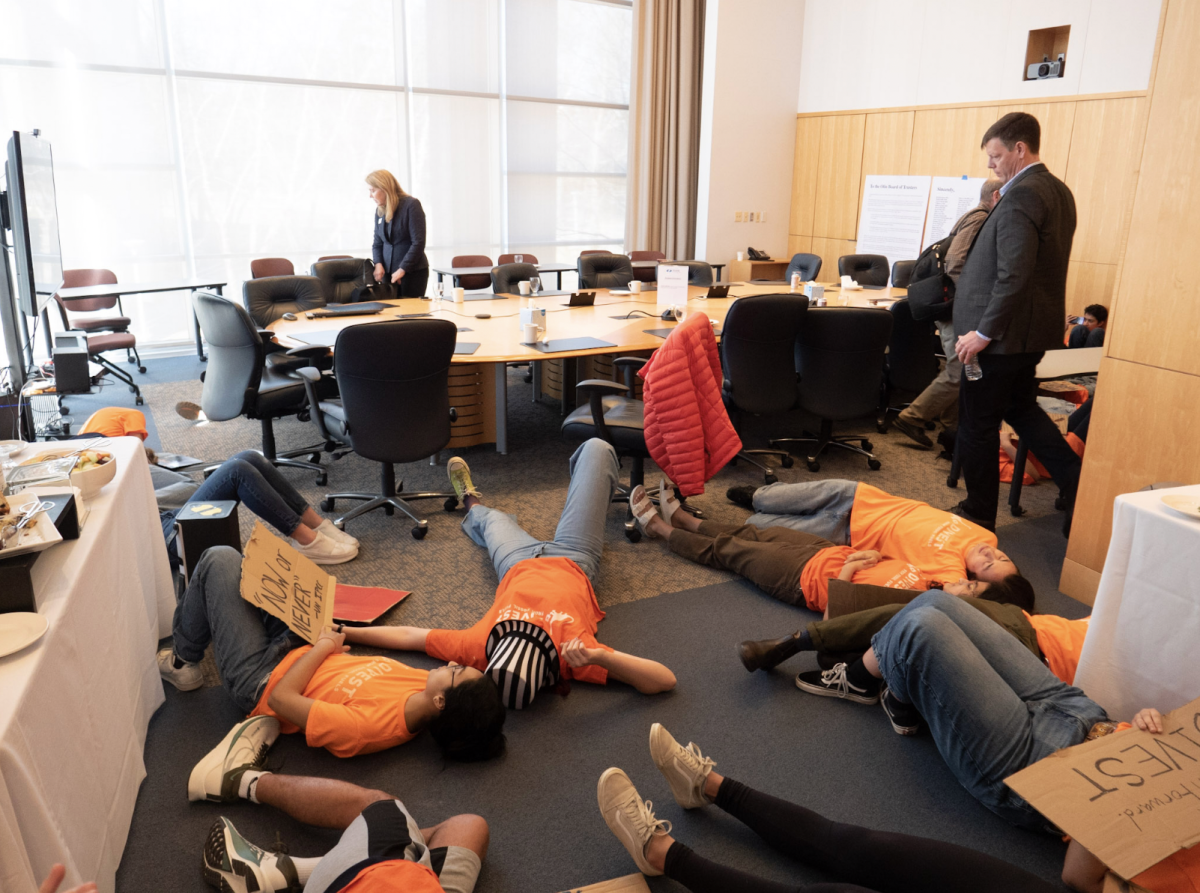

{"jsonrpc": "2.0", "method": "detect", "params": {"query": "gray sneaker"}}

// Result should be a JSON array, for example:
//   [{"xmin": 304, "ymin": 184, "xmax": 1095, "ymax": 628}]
[
  {"xmin": 202, "ymin": 817, "xmax": 301, "ymax": 893},
  {"xmin": 189, "ymin": 716, "xmax": 280, "ymax": 802},
  {"xmin": 158, "ymin": 648, "xmax": 204, "ymax": 692},
  {"xmin": 597, "ymin": 768, "xmax": 671, "ymax": 877}
]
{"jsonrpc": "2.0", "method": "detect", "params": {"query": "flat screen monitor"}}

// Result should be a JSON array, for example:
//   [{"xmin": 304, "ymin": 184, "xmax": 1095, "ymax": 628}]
[{"xmin": 5, "ymin": 131, "xmax": 64, "ymax": 317}]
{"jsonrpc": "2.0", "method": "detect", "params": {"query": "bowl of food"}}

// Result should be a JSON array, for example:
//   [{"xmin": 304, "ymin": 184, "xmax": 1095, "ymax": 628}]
[{"xmin": 21, "ymin": 447, "xmax": 117, "ymax": 500}]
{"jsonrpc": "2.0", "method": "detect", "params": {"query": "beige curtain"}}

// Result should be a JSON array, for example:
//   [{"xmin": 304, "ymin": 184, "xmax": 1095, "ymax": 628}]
[{"xmin": 625, "ymin": 0, "xmax": 706, "ymax": 260}]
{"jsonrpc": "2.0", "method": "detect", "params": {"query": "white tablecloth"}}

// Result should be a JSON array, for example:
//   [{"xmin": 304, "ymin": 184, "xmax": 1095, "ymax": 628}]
[
  {"xmin": 0, "ymin": 438, "xmax": 174, "ymax": 893},
  {"xmin": 1074, "ymin": 484, "xmax": 1200, "ymax": 722}
]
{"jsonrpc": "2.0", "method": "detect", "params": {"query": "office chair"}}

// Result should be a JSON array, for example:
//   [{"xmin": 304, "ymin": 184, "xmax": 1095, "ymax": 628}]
[
  {"xmin": 317, "ymin": 255, "xmax": 352, "ymax": 261},
  {"xmin": 890, "ymin": 259, "xmax": 916, "ymax": 288},
  {"xmin": 630, "ymin": 250, "xmax": 666, "ymax": 282},
  {"xmin": 498, "ymin": 252, "xmax": 539, "ymax": 265},
  {"xmin": 580, "ymin": 249, "xmax": 611, "ymax": 256},
  {"xmin": 578, "ymin": 253, "xmax": 633, "ymax": 289},
  {"xmin": 243, "ymin": 275, "xmax": 327, "ymax": 327},
  {"xmin": 672, "ymin": 260, "xmax": 714, "ymax": 287},
  {"xmin": 784, "ymin": 253, "xmax": 822, "ymax": 282},
  {"xmin": 451, "ymin": 255, "xmax": 494, "ymax": 290},
  {"xmin": 771, "ymin": 306, "xmax": 892, "ymax": 471},
  {"xmin": 53, "ymin": 268, "xmax": 145, "ymax": 372},
  {"xmin": 491, "ymin": 263, "xmax": 539, "ymax": 295},
  {"xmin": 297, "ymin": 318, "xmax": 459, "ymax": 537},
  {"xmin": 837, "ymin": 254, "xmax": 889, "ymax": 287},
  {"xmin": 250, "ymin": 258, "xmax": 295, "ymax": 278},
  {"xmin": 310, "ymin": 258, "xmax": 373, "ymax": 304},
  {"xmin": 719, "ymin": 294, "xmax": 809, "ymax": 483},
  {"xmin": 52, "ymin": 293, "xmax": 145, "ymax": 405},
  {"xmin": 877, "ymin": 298, "xmax": 939, "ymax": 433},
  {"xmin": 191, "ymin": 291, "xmax": 329, "ymax": 483}
]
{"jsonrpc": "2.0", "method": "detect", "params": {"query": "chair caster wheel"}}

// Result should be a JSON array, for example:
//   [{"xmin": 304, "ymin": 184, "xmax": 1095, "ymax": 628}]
[
  {"xmin": 946, "ymin": 476, "xmax": 958, "ymax": 488},
  {"xmin": 315, "ymin": 473, "xmax": 327, "ymax": 486},
  {"xmin": 412, "ymin": 525, "xmax": 427, "ymax": 539},
  {"xmin": 861, "ymin": 440, "xmax": 873, "ymax": 451},
  {"xmin": 625, "ymin": 526, "xmax": 641, "ymax": 543},
  {"xmin": 764, "ymin": 472, "xmax": 778, "ymax": 484},
  {"xmin": 334, "ymin": 519, "xmax": 345, "ymax": 530},
  {"xmin": 924, "ymin": 420, "xmax": 936, "ymax": 430},
  {"xmin": 781, "ymin": 455, "xmax": 794, "ymax": 468},
  {"xmin": 1011, "ymin": 505, "xmax": 1025, "ymax": 517},
  {"xmin": 384, "ymin": 505, "xmax": 394, "ymax": 516},
  {"xmin": 321, "ymin": 498, "xmax": 335, "ymax": 511},
  {"xmin": 868, "ymin": 459, "xmax": 882, "ymax": 471},
  {"xmin": 806, "ymin": 459, "xmax": 820, "ymax": 472},
  {"xmin": 444, "ymin": 496, "xmax": 459, "ymax": 511},
  {"xmin": 876, "ymin": 422, "xmax": 887, "ymax": 434},
  {"xmin": 138, "ymin": 366, "xmax": 147, "ymax": 373},
  {"xmin": 135, "ymin": 396, "xmax": 144, "ymax": 406}
]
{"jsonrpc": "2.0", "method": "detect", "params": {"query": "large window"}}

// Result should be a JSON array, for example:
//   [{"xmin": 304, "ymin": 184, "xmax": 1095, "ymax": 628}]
[{"xmin": 0, "ymin": 0, "xmax": 631, "ymax": 353}]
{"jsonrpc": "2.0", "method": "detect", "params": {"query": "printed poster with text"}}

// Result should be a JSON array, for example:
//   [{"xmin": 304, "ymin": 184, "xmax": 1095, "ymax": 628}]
[
  {"xmin": 855, "ymin": 175, "xmax": 932, "ymax": 280},
  {"xmin": 240, "ymin": 521, "xmax": 336, "ymax": 644},
  {"xmin": 922, "ymin": 177, "xmax": 986, "ymax": 250}
]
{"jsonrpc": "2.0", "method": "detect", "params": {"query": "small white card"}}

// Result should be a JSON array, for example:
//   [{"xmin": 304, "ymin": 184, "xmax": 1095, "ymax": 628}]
[{"xmin": 657, "ymin": 264, "xmax": 689, "ymax": 309}]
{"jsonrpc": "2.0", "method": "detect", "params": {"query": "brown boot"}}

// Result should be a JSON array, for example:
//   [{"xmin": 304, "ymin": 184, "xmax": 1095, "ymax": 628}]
[{"xmin": 738, "ymin": 633, "xmax": 802, "ymax": 673}]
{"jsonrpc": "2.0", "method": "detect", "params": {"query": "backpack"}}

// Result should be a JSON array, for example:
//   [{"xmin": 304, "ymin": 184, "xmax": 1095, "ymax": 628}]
[{"xmin": 906, "ymin": 233, "xmax": 955, "ymax": 322}]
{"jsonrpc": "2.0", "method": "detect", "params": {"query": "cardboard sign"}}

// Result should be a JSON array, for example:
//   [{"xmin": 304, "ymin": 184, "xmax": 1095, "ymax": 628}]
[
  {"xmin": 240, "ymin": 521, "xmax": 336, "ymax": 644},
  {"xmin": 656, "ymin": 264, "xmax": 689, "ymax": 309},
  {"xmin": 1006, "ymin": 695, "xmax": 1200, "ymax": 880},
  {"xmin": 558, "ymin": 874, "xmax": 651, "ymax": 893}
]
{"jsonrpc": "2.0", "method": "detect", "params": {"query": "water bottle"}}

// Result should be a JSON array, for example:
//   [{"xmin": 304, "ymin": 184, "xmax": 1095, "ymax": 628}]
[
  {"xmin": 965, "ymin": 358, "xmax": 983, "ymax": 381},
  {"xmin": 790, "ymin": 272, "xmax": 801, "ymax": 292}
]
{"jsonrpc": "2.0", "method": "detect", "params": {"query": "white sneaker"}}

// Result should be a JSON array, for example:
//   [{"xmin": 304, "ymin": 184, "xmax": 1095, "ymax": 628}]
[
  {"xmin": 202, "ymin": 817, "xmax": 301, "ymax": 893},
  {"xmin": 189, "ymin": 716, "xmax": 280, "ymax": 802},
  {"xmin": 158, "ymin": 648, "xmax": 204, "ymax": 691},
  {"xmin": 597, "ymin": 767, "xmax": 671, "ymax": 877},
  {"xmin": 316, "ymin": 518, "xmax": 359, "ymax": 548},
  {"xmin": 650, "ymin": 723, "xmax": 715, "ymax": 809},
  {"xmin": 292, "ymin": 529, "xmax": 357, "ymax": 565}
]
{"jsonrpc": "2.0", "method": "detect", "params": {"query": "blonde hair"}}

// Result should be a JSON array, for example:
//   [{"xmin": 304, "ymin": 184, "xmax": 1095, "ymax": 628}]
[{"xmin": 365, "ymin": 170, "xmax": 407, "ymax": 223}]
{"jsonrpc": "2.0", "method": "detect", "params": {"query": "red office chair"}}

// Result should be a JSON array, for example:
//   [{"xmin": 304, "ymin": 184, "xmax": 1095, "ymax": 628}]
[
  {"xmin": 630, "ymin": 250, "xmax": 666, "ymax": 282},
  {"xmin": 451, "ymin": 255, "xmax": 493, "ymax": 290},
  {"xmin": 53, "ymin": 269, "xmax": 145, "ymax": 404},
  {"xmin": 498, "ymin": 252, "xmax": 539, "ymax": 265},
  {"xmin": 250, "ymin": 258, "xmax": 295, "ymax": 278}
]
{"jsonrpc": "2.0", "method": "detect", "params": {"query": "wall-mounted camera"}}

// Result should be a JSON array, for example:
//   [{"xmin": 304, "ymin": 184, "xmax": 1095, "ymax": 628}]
[{"xmin": 1027, "ymin": 53, "xmax": 1066, "ymax": 80}]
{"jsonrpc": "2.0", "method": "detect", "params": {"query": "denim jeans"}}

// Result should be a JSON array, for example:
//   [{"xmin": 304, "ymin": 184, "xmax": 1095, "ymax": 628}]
[
  {"xmin": 871, "ymin": 590, "xmax": 1108, "ymax": 831},
  {"xmin": 744, "ymin": 480, "xmax": 858, "ymax": 544},
  {"xmin": 171, "ymin": 546, "xmax": 301, "ymax": 713},
  {"xmin": 462, "ymin": 438, "xmax": 618, "ymax": 583},
  {"xmin": 182, "ymin": 450, "xmax": 309, "ymax": 538}
]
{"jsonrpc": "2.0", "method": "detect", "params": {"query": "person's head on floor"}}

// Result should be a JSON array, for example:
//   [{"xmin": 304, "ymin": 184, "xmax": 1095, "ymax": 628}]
[
  {"xmin": 1083, "ymin": 304, "xmax": 1108, "ymax": 330},
  {"xmin": 976, "ymin": 574, "xmax": 1036, "ymax": 613},
  {"xmin": 425, "ymin": 666, "xmax": 507, "ymax": 762},
  {"xmin": 981, "ymin": 111, "xmax": 1041, "ymax": 182},
  {"xmin": 964, "ymin": 541, "xmax": 1018, "ymax": 583}
]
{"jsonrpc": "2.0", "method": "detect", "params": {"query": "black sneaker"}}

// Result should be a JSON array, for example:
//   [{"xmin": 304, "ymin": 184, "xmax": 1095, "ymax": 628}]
[
  {"xmin": 881, "ymin": 685, "xmax": 921, "ymax": 735},
  {"xmin": 726, "ymin": 485, "xmax": 757, "ymax": 509},
  {"xmin": 891, "ymin": 417, "xmax": 933, "ymax": 449},
  {"xmin": 949, "ymin": 501, "xmax": 995, "ymax": 532},
  {"xmin": 795, "ymin": 663, "xmax": 880, "ymax": 705}
]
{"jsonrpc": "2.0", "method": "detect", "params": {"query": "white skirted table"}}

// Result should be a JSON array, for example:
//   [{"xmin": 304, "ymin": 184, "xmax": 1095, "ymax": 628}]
[
  {"xmin": 0, "ymin": 437, "xmax": 175, "ymax": 893},
  {"xmin": 1074, "ymin": 484, "xmax": 1200, "ymax": 722}
]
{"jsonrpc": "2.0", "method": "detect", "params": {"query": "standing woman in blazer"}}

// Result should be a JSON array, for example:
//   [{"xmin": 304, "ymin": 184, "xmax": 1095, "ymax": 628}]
[{"xmin": 367, "ymin": 169, "xmax": 429, "ymax": 297}]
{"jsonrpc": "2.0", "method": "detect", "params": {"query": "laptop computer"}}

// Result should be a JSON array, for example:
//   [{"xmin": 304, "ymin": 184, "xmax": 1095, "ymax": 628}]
[{"xmin": 563, "ymin": 291, "xmax": 597, "ymax": 307}]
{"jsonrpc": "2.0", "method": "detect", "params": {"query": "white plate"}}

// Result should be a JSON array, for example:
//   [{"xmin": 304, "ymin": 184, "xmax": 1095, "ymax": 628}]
[
  {"xmin": 0, "ymin": 439, "xmax": 27, "ymax": 459},
  {"xmin": 0, "ymin": 613, "xmax": 48, "ymax": 658},
  {"xmin": 1161, "ymin": 494, "xmax": 1200, "ymax": 520},
  {"xmin": 0, "ymin": 490, "xmax": 64, "ymax": 558}
]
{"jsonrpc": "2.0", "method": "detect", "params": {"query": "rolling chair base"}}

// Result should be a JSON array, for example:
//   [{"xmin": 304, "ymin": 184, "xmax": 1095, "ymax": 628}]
[
  {"xmin": 732, "ymin": 448, "xmax": 795, "ymax": 484},
  {"xmin": 772, "ymin": 421, "xmax": 881, "ymax": 473},
  {"xmin": 320, "ymin": 490, "xmax": 458, "ymax": 539}
]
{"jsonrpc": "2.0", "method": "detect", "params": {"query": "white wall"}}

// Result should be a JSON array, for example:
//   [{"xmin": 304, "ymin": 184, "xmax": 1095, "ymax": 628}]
[
  {"xmin": 694, "ymin": 0, "xmax": 806, "ymax": 266},
  {"xmin": 797, "ymin": 0, "xmax": 1161, "ymax": 113}
]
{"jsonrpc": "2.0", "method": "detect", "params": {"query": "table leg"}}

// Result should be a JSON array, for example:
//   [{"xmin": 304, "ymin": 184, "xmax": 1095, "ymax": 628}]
[
  {"xmin": 532, "ymin": 359, "xmax": 542, "ymax": 402},
  {"xmin": 494, "ymin": 361, "xmax": 508, "ymax": 454},
  {"xmin": 557, "ymin": 271, "xmax": 564, "ymax": 290},
  {"xmin": 1009, "ymin": 441, "xmax": 1027, "ymax": 516},
  {"xmin": 193, "ymin": 287, "xmax": 210, "ymax": 361}
]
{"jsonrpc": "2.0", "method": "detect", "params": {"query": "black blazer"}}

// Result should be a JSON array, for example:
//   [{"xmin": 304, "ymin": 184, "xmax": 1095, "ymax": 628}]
[
  {"xmin": 953, "ymin": 165, "xmax": 1076, "ymax": 355},
  {"xmin": 372, "ymin": 195, "xmax": 428, "ymax": 277}
]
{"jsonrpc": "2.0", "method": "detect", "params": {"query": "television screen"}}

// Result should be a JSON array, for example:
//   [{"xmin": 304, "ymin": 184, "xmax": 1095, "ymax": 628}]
[{"xmin": 6, "ymin": 131, "xmax": 64, "ymax": 317}]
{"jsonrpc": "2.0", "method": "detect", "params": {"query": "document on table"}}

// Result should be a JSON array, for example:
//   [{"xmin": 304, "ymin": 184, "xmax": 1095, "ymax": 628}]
[
  {"xmin": 922, "ymin": 176, "xmax": 985, "ymax": 250},
  {"xmin": 855, "ymin": 175, "xmax": 932, "ymax": 280}
]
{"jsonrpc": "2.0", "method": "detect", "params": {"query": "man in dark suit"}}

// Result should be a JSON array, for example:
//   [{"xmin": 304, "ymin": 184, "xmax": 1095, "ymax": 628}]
[{"xmin": 951, "ymin": 112, "xmax": 1082, "ymax": 534}]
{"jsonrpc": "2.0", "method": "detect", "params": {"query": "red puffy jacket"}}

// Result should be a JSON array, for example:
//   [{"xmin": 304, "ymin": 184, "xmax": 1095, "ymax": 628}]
[{"xmin": 638, "ymin": 312, "xmax": 742, "ymax": 496}]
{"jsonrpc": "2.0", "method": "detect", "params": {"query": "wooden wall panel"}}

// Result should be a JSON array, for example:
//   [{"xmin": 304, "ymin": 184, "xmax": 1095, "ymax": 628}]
[
  {"xmin": 1064, "ymin": 98, "xmax": 1147, "ymax": 264},
  {"xmin": 859, "ymin": 111, "xmax": 914, "ymax": 209},
  {"xmin": 789, "ymin": 117, "xmax": 824, "ymax": 236},
  {"xmin": 809, "ymin": 237, "xmax": 856, "ymax": 280},
  {"xmin": 1064, "ymin": 261, "xmax": 1118, "ymax": 318},
  {"xmin": 907, "ymin": 106, "xmax": 999, "ymax": 177},
  {"xmin": 786, "ymin": 234, "xmax": 812, "ymax": 260},
  {"xmin": 812, "ymin": 114, "xmax": 865, "ymax": 240}
]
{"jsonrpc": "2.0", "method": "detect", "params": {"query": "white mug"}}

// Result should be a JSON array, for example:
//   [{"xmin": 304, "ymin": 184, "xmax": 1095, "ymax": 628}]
[
  {"xmin": 518, "ymin": 281, "xmax": 531, "ymax": 295},
  {"xmin": 629, "ymin": 280, "xmax": 642, "ymax": 294},
  {"xmin": 522, "ymin": 323, "xmax": 539, "ymax": 343},
  {"xmin": 453, "ymin": 287, "xmax": 465, "ymax": 303},
  {"xmin": 736, "ymin": 251, "xmax": 745, "ymax": 261}
]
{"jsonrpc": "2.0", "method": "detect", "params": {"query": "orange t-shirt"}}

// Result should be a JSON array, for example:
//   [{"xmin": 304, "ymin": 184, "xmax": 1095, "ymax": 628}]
[
  {"xmin": 799, "ymin": 546, "xmax": 934, "ymax": 613},
  {"xmin": 1133, "ymin": 843, "xmax": 1200, "ymax": 892},
  {"xmin": 848, "ymin": 484, "xmax": 995, "ymax": 584},
  {"xmin": 1023, "ymin": 613, "xmax": 1089, "ymax": 684},
  {"xmin": 80, "ymin": 407, "xmax": 148, "ymax": 441},
  {"xmin": 339, "ymin": 860, "xmax": 444, "ymax": 893},
  {"xmin": 251, "ymin": 649, "xmax": 428, "ymax": 757},
  {"xmin": 425, "ymin": 557, "xmax": 614, "ymax": 686}
]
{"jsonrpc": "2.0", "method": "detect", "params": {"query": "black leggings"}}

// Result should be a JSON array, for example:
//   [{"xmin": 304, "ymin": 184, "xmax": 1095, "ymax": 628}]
[{"xmin": 663, "ymin": 777, "xmax": 1060, "ymax": 893}]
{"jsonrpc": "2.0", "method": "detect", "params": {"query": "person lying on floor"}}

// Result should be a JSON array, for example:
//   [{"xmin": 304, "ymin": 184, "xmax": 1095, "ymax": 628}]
[
  {"xmin": 728, "ymin": 479, "xmax": 1021, "ymax": 584},
  {"xmin": 158, "ymin": 546, "xmax": 506, "ymax": 761},
  {"xmin": 630, "ymin": 483, "xmax": 1032, "ymax": 615},
  {"xmin": 190, "ymin": 719, "xmax": 487, "ymax": 893},
  {"xmin": 342, "ymin": 439, "xmax": 677, "ymax": 710},
  {"xmin": 597, "ymin": 722, "xmax": 1064, "ymax": 893}
]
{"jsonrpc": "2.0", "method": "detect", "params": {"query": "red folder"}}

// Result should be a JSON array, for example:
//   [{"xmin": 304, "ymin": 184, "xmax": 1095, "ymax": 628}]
[{"xmin": 334, "ymin": 584, "xmax": 411, "ymax": 624}]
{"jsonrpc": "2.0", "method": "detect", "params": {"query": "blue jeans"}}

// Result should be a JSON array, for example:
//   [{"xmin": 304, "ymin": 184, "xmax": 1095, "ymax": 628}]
[
  {"xmin": 871, "ymin": 591, "xmax": 1108, "ymax": 831},
  {"xmin": 182, "ymin": 450, "xmax": 309, "ymax": 538},
  {"xmin": 745, "ymin": 480, "xmax": 858, "ymax": 544},
  {"xmin": 171, "ymin": 546, "xmax": 301, "ymax": 713},
  {"xmin": 462, "ymin": 438, "xmax": 618, "ymax": 583}
]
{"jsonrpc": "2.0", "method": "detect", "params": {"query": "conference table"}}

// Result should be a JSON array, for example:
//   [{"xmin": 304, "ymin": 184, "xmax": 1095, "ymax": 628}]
[
  {"xmin": 0, "ymin": 438, "xmax": 175, "ymax": 893},
  {"xmin": 431, "ymin": 260, "xmax": 727, "ymax": 290},
  {"xmin": 269, "ymin": 283, "xmax": 905, "ymax": 454}
]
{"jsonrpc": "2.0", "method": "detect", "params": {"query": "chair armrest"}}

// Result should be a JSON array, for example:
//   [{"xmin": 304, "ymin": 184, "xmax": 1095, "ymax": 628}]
[
  {"xmin": 292, "ymin": 366, "xmax": 335, "ymax": 442},
  {"xmin": 294, "ymin": 366, "xmax": 322, "ymax": 383},
  {"xmin": 612, "ymin": 356, "xmax": 648, "ymax": 389},
  {"xmin": 575, "ymin": 378, "xmax": 629, "ymax": 397},
  {"xmin": 285, "ymin": 346, "xmax": 330, "ymax": 361}
]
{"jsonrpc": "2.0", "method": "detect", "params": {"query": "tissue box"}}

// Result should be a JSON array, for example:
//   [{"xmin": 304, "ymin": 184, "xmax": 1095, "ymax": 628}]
[
  {"xmin": 803, "ymin": 283, "xmax": 824, "ymax": 301},
  {"xmin": 520, "ymin": 307, "xmax": 547, "ymax": 331}
]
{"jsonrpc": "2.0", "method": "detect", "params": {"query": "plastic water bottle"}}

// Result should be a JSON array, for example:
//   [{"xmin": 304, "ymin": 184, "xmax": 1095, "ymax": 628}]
[{"xmin": 965, "ymin": 358, "xmax": 983, "ymax": 381}]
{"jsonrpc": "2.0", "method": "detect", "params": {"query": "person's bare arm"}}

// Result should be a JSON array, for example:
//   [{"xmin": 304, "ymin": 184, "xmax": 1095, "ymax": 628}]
[
  {"xmin": 267, "ymin": 629, "xmax": 348, "ymax": 729},
  {"xmin": 341, "ymin": 625, "xmax": 430, "ymax": 652},
  {"xmin": 39, "ymin": 865, "xmax": 98, "ymax": 893},
  {"xmin": 1062, "ymin": 840, "xmax": 1108, "ymax": 893},
  {"xmin": 561, "ymin": 637, "xmax": 676, "ymax": 694},
  {"xmin": 838, "ymin": 550, "xmax": 881, "ymax": 581}
]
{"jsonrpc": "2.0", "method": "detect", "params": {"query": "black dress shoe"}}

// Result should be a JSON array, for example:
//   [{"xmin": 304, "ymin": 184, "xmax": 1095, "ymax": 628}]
[
  {"xmin": 891, "ymin": 417, "xmax": 933, "ymax": 449},
  {"xmin": 949, "ymin": 501, "xmax": 996, "ymax": 532},
  {"xmin": 726, "ymin": 485, "xmax": 757, "ymax": 510},
  {"xmin": 738, "ymin": 633, "xmax": 802, "ymax": 672}
]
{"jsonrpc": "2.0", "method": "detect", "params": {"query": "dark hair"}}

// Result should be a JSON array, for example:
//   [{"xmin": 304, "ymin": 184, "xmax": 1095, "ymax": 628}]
[
  {"xmin": 977, "ymin": 574, "xmax": 1036, "ymax": 613},
  {"xmin": 981, "ymin": 112, "xmax": 1041, "ymax": 154},
  {"xmin": 1084, "ymin": 303, "xmax": 1108, "ymax": 323},
  {"xmin": 427, "ymin": 676, "xmax": 507, "ymax": 762}
]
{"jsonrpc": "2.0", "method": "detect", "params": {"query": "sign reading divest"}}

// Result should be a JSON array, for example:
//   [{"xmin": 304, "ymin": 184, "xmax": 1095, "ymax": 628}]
[
  {"xmin": 1006, "ymin": 695, "xmax": 1200, "ymax": 880},
  {"xmin": 240, "ymin": 521, "xmax": 336, "ymax": 644}
]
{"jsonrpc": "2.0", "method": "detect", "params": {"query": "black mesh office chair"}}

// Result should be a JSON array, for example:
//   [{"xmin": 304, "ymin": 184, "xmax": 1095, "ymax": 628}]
[
  {"xmin": 298, "ymin": 318, "xmax": 459, "ymax": 538},
  {"xmin": 673, "ymin": 260, "xmax": 713, "ymax": 287},
  {"xmin": 720, "ymin": 294, "xmax": 809, "ymax": 483},
  {"xmin": 877, "ymin": 298, "xmax": 939, "ymax": 433},
  {"xmin": 890, "ymin": 260, "xmax": 916, "ymax": 288},
  {"xmin": 192, "ymin": 291, "xmax": 329, "ymax": 483},
  {"xmin": 771, "ymin": 307, "xmax": 893, "ymax": 471},
  {"xmin": 785, "ymin": 253, "xmax": 822, "ymax": 282},
  {"xmin": 578, "ymin": 253, "xmax": 633, "ymax": 289},
  {"xmin": 243, "ymin": 275, "xmax": 326, "ymax": 327},
  {"xmin": 310, "ymin": 258, "xmax": 373, "ymax": 304},
  {"xmin": 837, "ymin": 254, "xmax": 890, "ymax": 287},
  {"xmin": 491, "ymin": 263, "xmax": 539, "ymax": 294}
]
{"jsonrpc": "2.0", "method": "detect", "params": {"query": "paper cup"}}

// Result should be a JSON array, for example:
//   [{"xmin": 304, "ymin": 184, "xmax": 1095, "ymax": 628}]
[
  {"xmin": 737, "ymin": 251, "xmax": 745, "ymax": 261},
  {"xmin": 522, "ymin": 323, "xmax": 539, "ymax": 344},
  {"xmin": 629, "ymin": 280, "xmax": 642, "ymax": 294},
  {"xmin": 518, "ymin": 281, "xmax": 531, "ymax": 295},
  {"xmin": 453, "ymin": 287, "xmax": 465, "ymax": 303}
]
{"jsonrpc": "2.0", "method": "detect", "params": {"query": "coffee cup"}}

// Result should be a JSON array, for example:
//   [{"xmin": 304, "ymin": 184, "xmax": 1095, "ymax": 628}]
[
  {"xmin": 737, "ymin": 251, "xmax": 745, "ymax": 262},
  {"xmin": 629, "ymin": 280, "xmax": 642, "ymax": 294},
  {"xmin": 453, "ymin": 287, "xmax": 465, "ymax": 303},
  {"xmin": 522, "ymin": 323, "xmax": 539, "ymax": 344},
  {"xmin": 518, "ymin": 281, "xmax": 531, "ymax": 295}
]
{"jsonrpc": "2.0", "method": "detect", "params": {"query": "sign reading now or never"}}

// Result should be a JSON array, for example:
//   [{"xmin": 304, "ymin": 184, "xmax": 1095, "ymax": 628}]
[
  {"xmin": 1006, "ymin": 695, "xmax": 1200, "ymax": 881},
  {"xmin": 240, "ymin": 521, "xmax": 336, "ymax": 645}
]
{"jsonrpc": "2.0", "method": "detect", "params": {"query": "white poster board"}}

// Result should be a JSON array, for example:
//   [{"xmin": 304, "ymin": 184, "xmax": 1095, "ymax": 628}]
[
  {"xmin": 657, "ymin": 264, "xmax": 689, "ymax": 309},
  {"xmin": 923, "ymin": 176, "xmax": 986, "ymax": 250},
  {"xmin": 855, "ymin": 176, "xmax": 932, "ymax": 280}
]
